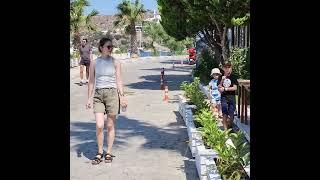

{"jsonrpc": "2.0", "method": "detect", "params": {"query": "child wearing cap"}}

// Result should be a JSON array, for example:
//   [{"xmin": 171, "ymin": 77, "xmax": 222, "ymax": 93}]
[
  {"xmin": 218, "ymin": 61, "xmax": 238, "ymax": 130},
  {"xmin": 209, "ymin": 68, "xmax": 222, "ymax": 118}
]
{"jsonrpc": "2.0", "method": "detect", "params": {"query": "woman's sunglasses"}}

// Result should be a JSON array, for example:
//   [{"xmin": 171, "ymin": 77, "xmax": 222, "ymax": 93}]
[{"xmin": 105, "ymin": 45, "xmax": 113, "ymax": 49}]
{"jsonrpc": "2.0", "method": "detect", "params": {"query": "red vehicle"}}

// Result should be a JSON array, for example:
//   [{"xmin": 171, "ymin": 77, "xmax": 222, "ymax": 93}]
[{"xmin": 187, "ymin": 47, "xmax": 196, "ymax": 65}]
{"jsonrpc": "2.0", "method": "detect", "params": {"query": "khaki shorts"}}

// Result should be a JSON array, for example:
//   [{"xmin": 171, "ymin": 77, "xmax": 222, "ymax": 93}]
[{"xmin": 93, "ymin": 88, "xmax": 120, "ymax": 115}]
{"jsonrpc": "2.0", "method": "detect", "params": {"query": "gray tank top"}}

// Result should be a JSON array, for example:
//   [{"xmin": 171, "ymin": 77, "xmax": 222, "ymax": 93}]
[{"xmin": 95, "ymin": 56, "xmax": 117, "ymax": 89}]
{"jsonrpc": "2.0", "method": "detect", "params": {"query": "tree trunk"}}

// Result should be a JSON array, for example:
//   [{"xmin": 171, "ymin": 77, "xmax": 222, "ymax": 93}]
[
  {"xmin": 220, "ymin": 26, "xmax": 229, "ymax": 63},
  {"xmin": 151, "ymin": 41, "xmax": 156, "ymax": 55},
  {"xmin": 207, "ymin": 15, "xmax": 230, "ymax": 64},
  {"xmin": 130, "ymin": 23, "xmax": 139, "ymax": 58},
  {"xmin": 212, "ymin": 28, "xmax": 223, "ymax": 65},
  {"xmin": 199, "ymin": 28, "xmax": 223, "ymax": 65},
  {"xmin": 212, "ymin": 41, "xmax": 223, "ymax": 65}
]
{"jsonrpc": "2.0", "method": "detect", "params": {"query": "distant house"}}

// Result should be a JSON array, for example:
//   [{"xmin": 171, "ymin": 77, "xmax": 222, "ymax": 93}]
[
  {"xmin": 101, "ymin": 30, "xmax": 108, "ymax": 34},
  {"xmin": 144, "ymin": 10, "xmax": 161, "ymax": 23}
]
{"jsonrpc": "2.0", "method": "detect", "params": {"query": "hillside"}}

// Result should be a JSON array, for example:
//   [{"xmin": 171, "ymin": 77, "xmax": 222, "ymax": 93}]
[{"xmin": 91, "ymin": 11, "xmax": 155, "ymax": 32}]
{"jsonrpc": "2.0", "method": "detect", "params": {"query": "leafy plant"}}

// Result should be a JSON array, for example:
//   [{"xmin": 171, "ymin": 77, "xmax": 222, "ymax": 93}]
[
  {"xmin": 70, "ymin": 0, "xmax": 99, "ymax": 50},
  {"xmin": 180, "ymin": 81, "xmax": 192, "ymax": 99},
  {"xmin": 232, "ymin": 13, "xmax": 250, "ymax": 26},
  {"xmin": 229, "ymin": 131, "xmax": 250, "ymax": 167},
  {"xmin": 193, "ymin": 48, "xmax": 220, "ymax": 84},
  {"xmin": 192, "ymin": 98, "xmax": 250, "ymax": 179},
  {"xmin": 113, "ymin": 0, "xmax": 146, "ymax": 56},
  {"xmin": 158, "ymin": 0, "xmax": 250, "ymax": 62},
  {"xmin": 180, "ymin": 72, "xmax": 250, "ymax": 179},
  {"xmin": 214, "ymin": 131, "xmax": 250, "ymax": 179},
  {"xmin": 229, "ymin": 47, "xmax": 249, "ymax": 79},
  {"xmin": 142, "ymin": 21, "xmax": 191, "ymax": 56},
  {"xmin": 195, "ymin": 108, "xmax": 215, "ymax": 128},
  {"xmin": 180, "ymin": 77, "xmax": 210, "ymax": 113},
  {"xmin": 180, "ymin": 77, "xmax": 200, "ymax": 99},
  {"xmin": 195, "ymin": 108, "xmax": 223, "ymax": 147},
  {"xmin": 71, "ymin": 51, "xmax": 80, "ymax": 60}
]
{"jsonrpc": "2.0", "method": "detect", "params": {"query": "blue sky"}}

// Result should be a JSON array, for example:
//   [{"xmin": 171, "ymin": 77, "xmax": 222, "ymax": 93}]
[{"xmin": 84, "ymin": 0, "xmax": 158, "ymax": 15}]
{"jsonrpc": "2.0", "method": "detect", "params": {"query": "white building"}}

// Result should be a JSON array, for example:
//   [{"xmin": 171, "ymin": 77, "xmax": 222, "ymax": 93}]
[{"xmin": 145, "ymin": 10, "xmax": 161, "ymax": 23}]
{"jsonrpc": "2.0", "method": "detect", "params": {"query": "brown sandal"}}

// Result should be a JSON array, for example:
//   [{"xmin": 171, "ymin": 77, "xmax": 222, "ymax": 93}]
[
  {"xmin": 91, "ymin": 152, "xmax": 103, "ymax": 165},
  {"xmin": 105, "ymin": 153, "xmax": 115, "ymax": 163}
]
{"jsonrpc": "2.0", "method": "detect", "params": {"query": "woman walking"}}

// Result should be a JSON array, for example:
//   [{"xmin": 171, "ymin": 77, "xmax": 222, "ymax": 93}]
[{"xmin": 86, "ymin": 37, "xmax": 128, "ymax": 165}]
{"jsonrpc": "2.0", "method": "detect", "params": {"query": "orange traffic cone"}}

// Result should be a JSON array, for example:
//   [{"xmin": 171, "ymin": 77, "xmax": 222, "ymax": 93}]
[{"xmin": 163, "ymin": 86, "xmax": 169, "ymax": 102}]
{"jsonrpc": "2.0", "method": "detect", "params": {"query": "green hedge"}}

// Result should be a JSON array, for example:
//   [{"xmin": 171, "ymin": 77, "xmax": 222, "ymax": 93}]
[
  {"xmin": 180, "ymin": 78, "xmax": 250, "ymax": 179},
  {"xmin": 194, "ymin": 47, "xmax": 250, "ymax": 84},
  {"xmin": 229, "ymin": 47, "xmax": 250, "ymax": 79},
  {"xmin": 193, "ymin": 49, "xmax": 220, "ymax": 85}
]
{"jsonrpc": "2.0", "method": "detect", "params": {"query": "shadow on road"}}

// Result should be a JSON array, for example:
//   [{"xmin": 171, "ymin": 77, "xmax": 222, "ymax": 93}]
[
  {"xmin": 140, "ymin": 67, "xmax": 193, "ymax": 73},
  {"xmin": 70, "ymin": 111, "xmax": 198, "ymax": 179},
  {"xmin": 126, "ymin": 74, "xmax": 192, "ymax": 91}
]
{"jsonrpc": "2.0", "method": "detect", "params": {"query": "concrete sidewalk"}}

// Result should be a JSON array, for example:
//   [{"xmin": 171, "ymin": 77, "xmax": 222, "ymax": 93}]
[{"xmin": 70, "ymin": 56, "xmax": 198, "ymax": 180}]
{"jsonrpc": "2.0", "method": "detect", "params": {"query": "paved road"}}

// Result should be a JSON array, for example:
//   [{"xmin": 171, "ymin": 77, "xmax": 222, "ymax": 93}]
[{"xmin": 70, "ymin": 56, "xmax": 199, "ymax": 180}]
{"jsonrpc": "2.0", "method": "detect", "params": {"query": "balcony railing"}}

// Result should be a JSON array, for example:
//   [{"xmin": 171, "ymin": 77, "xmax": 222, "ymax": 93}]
[{"xmin": 237, "ymin": 80, "xmax": 250, "ymax": 125}]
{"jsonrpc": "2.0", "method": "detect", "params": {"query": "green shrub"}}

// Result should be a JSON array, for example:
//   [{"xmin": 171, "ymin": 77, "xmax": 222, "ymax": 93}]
[
  {"xmin": 193, "ymin": 49, "xmax": 220, "ymax": 84},
  {"xmin": 190, "ymin": 91, "xmax": 250, "ymax": 179},
  {"xmin": 180, "ymin": 77, "xmax": 210, "ymax": 114},
  {"xmin": 214, "ymin": 131, "xmax": 250, "ymax": 180},
  {"xmin": 229, "ymin": 47, "xmax": 250, "ymax": 79},
  {"xmin": 195, "ymin": 108, "xmax": 221, "ymax": 146},
  {"xmin": 71, "ymin": 51, "xmax": 80, "ymax": 59},
  {"xmin": 151, "ymin": 50, "xmax": 160, "ymax": 56}
]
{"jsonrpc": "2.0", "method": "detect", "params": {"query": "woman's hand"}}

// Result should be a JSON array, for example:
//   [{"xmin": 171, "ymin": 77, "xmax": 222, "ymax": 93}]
[
  {"xmin": 119, "ymin": 96, "xmax": 128, "ymax": 108},
  {"xmin": 86, "ymin": 99, "xmax": 92, "ymax": 109}
]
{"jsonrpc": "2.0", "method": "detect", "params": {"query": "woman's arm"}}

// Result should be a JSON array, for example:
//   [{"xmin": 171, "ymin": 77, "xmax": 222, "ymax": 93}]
[
  {"xmin": 225, "ymin": 85, "xmax": 237, "ymax": 91},
  {"xmin": 114, "ymin": 58, "xmax": 124, "ymax": 96},
  {"xmin": 87, "ymin": 59, "xmax": 96, "ymax": 100},
  {"xmin": 114, "ymin": 57, "xmax": 128, "ymax": 107},
  {"xmin": 225, "ymin": 77, "xmax": 238, "ymax": 91}
]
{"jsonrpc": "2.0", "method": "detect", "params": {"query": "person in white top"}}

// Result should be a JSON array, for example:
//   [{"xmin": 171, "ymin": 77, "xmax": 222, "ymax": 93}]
[{"xmin": 86, "ymin": 37, "xmax": 128, "ymax": 164}]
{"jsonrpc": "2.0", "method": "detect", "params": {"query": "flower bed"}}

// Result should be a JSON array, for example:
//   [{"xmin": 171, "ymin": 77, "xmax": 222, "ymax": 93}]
[{"xmin": 179, "ymin": 77, "xmax": 250, "ymax": 180}]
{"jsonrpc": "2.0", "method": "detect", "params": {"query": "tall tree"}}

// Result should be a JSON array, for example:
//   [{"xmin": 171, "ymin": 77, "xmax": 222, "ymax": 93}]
[
  {"xmin": 114, "ymin": 0, "xmax": 146, "ymax": 57},
  {"xmin": 158, "ymin": 0, "xmax": 249, "ymax": 63},
  {"xmin": 143, "ymin": 21, "xmax": 164, "ymax": 54},
  {"xmin": 70, "ymin": 0, "xmax": 99, "ymax": 50},
  {"xmin": 143, "ymin": 21, "xmax": 193, "ymax": 55}
]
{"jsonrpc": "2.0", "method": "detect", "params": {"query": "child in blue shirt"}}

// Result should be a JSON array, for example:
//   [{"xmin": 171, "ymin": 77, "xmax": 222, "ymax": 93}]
[{"xmin": 209, "ymin": 68, "xmax": 222, "ymax": 118}]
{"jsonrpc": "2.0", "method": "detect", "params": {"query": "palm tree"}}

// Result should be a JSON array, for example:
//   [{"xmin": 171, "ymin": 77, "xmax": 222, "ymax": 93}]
[
  {"xmin": 70, "ymin": 0, "xmax": 99, "ymax": 50},
  {"xmin": 114, "ymin": 0, "xmax": 146, "ymax": 58}
]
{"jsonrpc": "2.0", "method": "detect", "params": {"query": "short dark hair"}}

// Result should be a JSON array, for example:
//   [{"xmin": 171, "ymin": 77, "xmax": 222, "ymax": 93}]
[
  {"xmin": 98, "ymin": 37, "xmax": 112, "ymax": 53},
  {"xmin": 222, "ymin": 61, "xmax": 232, "ymax": 67}
]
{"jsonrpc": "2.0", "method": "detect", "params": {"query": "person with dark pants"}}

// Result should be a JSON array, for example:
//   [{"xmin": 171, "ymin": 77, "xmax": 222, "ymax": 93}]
[
  {"xmin": 218, "ymin": 61, "xmax": 238, "ymax": 130},
  {"xmin": 79, "ymin": 38, "xmax": 92, "ymax": 86}
]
